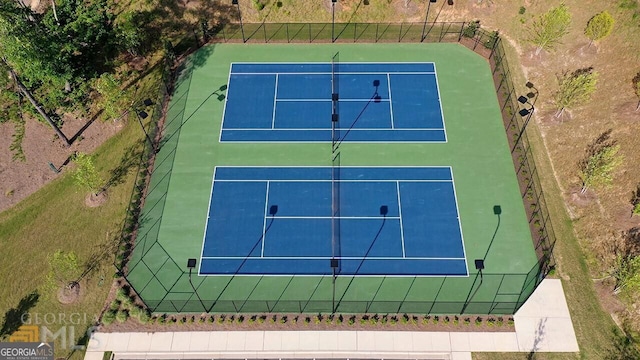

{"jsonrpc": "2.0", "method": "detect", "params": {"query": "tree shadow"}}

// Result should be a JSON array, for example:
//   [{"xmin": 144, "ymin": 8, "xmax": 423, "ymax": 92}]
[
  {"xmin": 103, "ymin": 139, "xmax": 145, "ymax": 192},
  {"xmin": 605, "ymin": 326, "xmax": 640, "ymax": 360},
  {"xmin": 0, "ymin": 291, "xmax": 40, "ymax": 339},
  {"xmin": 526, "ymin": 317, "xmax": 546, "ymax": 359}
]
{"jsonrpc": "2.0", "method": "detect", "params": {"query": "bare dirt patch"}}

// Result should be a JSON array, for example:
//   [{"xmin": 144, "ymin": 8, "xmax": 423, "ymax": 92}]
[
  {"xmin": 0, "ymin": 115, "xmax": 121, "ymax": 213},
  {"xmin": 85, "ymin": 192, "xmax": 108, "ymax": 207},
  {"xmin": 57, "ymin": 282, "xmax": 81, "ymax": 305}
]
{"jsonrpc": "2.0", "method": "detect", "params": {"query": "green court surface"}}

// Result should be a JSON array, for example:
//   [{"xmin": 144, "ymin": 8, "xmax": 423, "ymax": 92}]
[{"xmin": 127, "ymin": 43, "xmax": 539, "ymax": 314}]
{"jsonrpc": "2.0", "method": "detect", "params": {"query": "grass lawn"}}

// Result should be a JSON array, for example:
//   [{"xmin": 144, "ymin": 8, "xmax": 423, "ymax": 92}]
[
  {"xmin": 0, "ymin": 62, "xmax": 162, "ymax": 357},
  {"xmin": 1, "ymin": 1, "xmax": 639, "ymax": 359}
]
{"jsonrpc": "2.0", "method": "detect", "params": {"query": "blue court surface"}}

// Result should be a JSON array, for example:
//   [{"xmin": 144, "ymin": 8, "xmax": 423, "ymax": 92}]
[
  {"xmin": 200, "ymin": 167, "xmax": 467, "ymax": 276},
  {"xmin": 220, "ymin": 63, "xmax": 446, "ymax": 142}
]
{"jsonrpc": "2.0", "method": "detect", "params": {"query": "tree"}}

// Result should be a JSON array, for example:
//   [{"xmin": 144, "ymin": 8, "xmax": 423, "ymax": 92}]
[
  {"xmin": 578, "ymin": 130, "xmax": 623, "ymax": 194},
  {"xmin": 44, "ymin": 250, "xmax": 81, "ymax": 294},
  {"xmin": 633, "ymin": 72, "xmax": 640, "ymax": 111},
  {"xmin": 94, "ymin": 73, "xmax": 130, "ymax": 121},
  {"xmin": 528, "ymin": 3, "xmax": 572, "ymax": 55},
  {"xmin": 613, "ymin": 255, "xmax": 640, "ymax": 295},
  {"xmin": 584, "ymin": 11, "xmax": 614, "ymax": 47},
  {"xmin": 72, "ymin": 152, "xmax": 103, "ymax": 196},
  {"xmin": 554, "ymin": 67, "xmax": 598, "ymax": 118}
]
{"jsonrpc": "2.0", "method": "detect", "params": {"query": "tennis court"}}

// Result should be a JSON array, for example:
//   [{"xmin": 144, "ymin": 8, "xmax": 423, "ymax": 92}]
[
  {"xmin": 201, "ymin": 166, "xmax": 466, "ymax": 276},
  {"xmin": 220, "ymin": 62, "xmax": 445, "ymax": 142},
  {"xmin": 127, "ymin": 43, "xmax": 540, "ymax": 314}
]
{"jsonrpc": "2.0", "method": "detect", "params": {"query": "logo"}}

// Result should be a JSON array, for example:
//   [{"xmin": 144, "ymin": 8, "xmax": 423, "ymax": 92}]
[
  {"xmin": 8, "ymin": 326, "xmax": 38, "ymax": 343},
  {"xmin": 0, "ymin": 342, "xmax": 54, "ymax": 360}
]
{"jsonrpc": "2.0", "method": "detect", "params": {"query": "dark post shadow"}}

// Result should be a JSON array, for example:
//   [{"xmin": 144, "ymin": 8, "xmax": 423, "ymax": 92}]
[
  {"xmin": 191, "ymin": 203, "xmax": 279, "ymax": 313},
  {"xmin": 155, "ymin": 84, "xmax": 226, "ymax": 152},
  {"xmin": 0, "ymin": 291, "xmax": 40, "ymax": 339},
  {"xmin": 460, "ymin": 205, "xmax": 500, "ymax": 314},
  {"xmin": 334, "ymin": 79, "xmax": 382, "ymax": 150},
  {"xmin": 335, "ymin": 204, "xmax": 387, "ymax": 311}
]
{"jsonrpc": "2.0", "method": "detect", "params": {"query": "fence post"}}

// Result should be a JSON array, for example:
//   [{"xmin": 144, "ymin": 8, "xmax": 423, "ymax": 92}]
[
  {"xmin": 263, "ymin": 23, "xmax": 267, "ymax": 42},
  {"xmin": 308, "ymin": 23, "xmax": 312, "ymax": 43},
  {"xmin": 490, "ymin": 34, "xmax": 499, "ymax": 58},
  {"xmin": 286, "ymin": 23, "xmax": 290, "ymax": 43},
  {"xmin": 458, "ymin": 21, "xmax": 465, "ymax": 42},
  {"xmin": 375, "ymin": 23, "xmax": 379, "ymax": 42},
  {"xmin": 398, "ymin": 23, "xmax": 403, "ymax": 42}
]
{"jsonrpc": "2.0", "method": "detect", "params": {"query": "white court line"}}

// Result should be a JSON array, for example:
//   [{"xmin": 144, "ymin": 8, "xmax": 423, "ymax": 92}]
[
  {"xmin": 450, "ymin": 167, "xmax": 470, "ymax": 276},
  {"xmin": 261, "ymin": 215, "xmax": 401, "ymax": 220},
  {"xmin": 198, "ymin": 168, "xmax": 218, "ymax": 276},
  {"xmin": 396, "ymin": 181, "xmax": 406, "ymax": 258},
  {"xmin": 387, "ymin": 73, "xmax": 395, "ymax": 129},
  {"xmin": 433, "ymin": 62, "xmax": 448, "ymax": 143},
  {"xmin": 215, "ymin": 179, "xmax": 453, "ymax": 183},
  {"xmin": 201, "ymin": 255, "xmax": 466, "ymax": 261},
  {"xmin": 218, "ymin": 63, "xmax": 233, "ymax": 143},
  {"xmin": 275, "ymin": 98, "xmax": 390, "ymax": 102},
  {"xmin": 223, "ymin": 127, "xmax": 444, "ymax": 131},
  {"xmin": 271, "ymin": 73, "xmax": 278, "ymax": 129},
  {"xmin": 261, "ymin": 181, "xmax": 270, "ymax": 258},
  {"xmin": 231, "ymin": 71, "xmax": 435, "ymax": 75}
]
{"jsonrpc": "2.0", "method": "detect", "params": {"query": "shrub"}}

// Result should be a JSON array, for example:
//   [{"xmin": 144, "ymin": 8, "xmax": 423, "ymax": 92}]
[
  {"xmin": 237, "ymin": 315, "xmax": 245, "ymax": 323},
  {"xmin": 178, "ymin": 316, "xmax": 186, "ymax": 325},
  {"xmin": 198, "ymin": 316, "xmax": 205, "ymax": 324},
  {"xmin": 423, "ymin": 315, "xmax": 430, "ymax": 325},
  {"xmin": 443, "ymin": 316, "xmax": 450, "ymax": 324},
  {"xmin": 519, "ymin": 6, "xmax": 526, "ymax": 15},
  {"xmin": 453, "ymin": 316, "xmax": 459, "ymax": 325},
  {"xmin": 463, "ymin": 21, "xmax": 480, "ymax": 38},
  {"xmin": 401, "ymin": 314, "xmax": 409, "ymax": 324},
  {"xmin": 279, "ymin": 315, "xmax": 287, "ymax": 324},
  {"xmin": 258, "ymin": 315, "xmax": 266, "ymax": 324},
  {"xmin": 109, "ymin": 300, "xmax": 121, "ymax": 311},
  {"xmin": 207, "ymin": 315, "xmax": 214, "ymax": 323},
  {"xmin": 348, "ymin": 316, "xmax": 356, "ymax": 325},
  {"xmin": 116, "ymin": 310, "xmax": 129, "ymax": 323},
  {"xmin": 432, "ymin": 315, "xmax": 439, "ymax": 324},
  {"xmin": 464, "ymin": 317, "xmax": 471, "ymax": 325},
  {"xmin": 115, "ymin": 288, "xmax": 129, "ymax": 302},
  {"xmin": 217, "ymin": 315, "xmax": 225, "ymax": 324},
  {"xmin": 248, "ymin": 315, "xmax": 256, "ymax": 324},
  {"xmin": 475, "ymin": 316, "xmax": 483, "ymax": 326},
  {"xmin": 101, "ymin": 310, "xmax": 117, "ymax": 325},
  {"xmin": 304, "ymin": 316, "xmax": 311, "ymax": 324},
  {"xmin": 269, "ymin": 315, "xmax": 277, "ymax": 324},
  {"xmin": 226, "ymin": 315, "xmax": 234, "ymax": 324}
]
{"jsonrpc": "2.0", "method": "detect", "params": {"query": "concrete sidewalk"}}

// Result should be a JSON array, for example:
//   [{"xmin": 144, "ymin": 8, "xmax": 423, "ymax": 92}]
[{"xmin": 84, "ymin": 279, "xmax": 578, "ymax": 360}]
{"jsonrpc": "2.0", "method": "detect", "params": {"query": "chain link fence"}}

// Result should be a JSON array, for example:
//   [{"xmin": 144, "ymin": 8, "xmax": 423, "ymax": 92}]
[{"xmin": 119, "ymin": 21, "xmax": 556, "ymax": 315}]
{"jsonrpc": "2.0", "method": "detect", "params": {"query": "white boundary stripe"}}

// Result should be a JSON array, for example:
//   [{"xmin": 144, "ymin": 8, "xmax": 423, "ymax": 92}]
[
  {"xmin": 387, "ymin": 73, "xmax": 395, "ymax": 129},
  {"xmin": 433, "ymin": 62, "xmax": 448, "ymax": 143},
  {"xmin": 260, "ymin": 181, "xmax": 270, "ymax": 257},
  {"xmin": 232, "ymin": 61, "xmax": 437, "ymax": 64},
  {"xmin": 271, "ymin": 74, "xmax": 278, "ymax": 129},
  {"xmin": 450, "ymin": 167, "xmax": 470, "ymax": 276},
  {"xmin": 215, "ymin": 179, "xmax": 453, "ymax": 183},
  {"xmin": 232, "ymin": 71, "xmax": 435, "ymax": 75},
  {"xmin": 223, "ymin": 127, "xmax": 444, "ymax": 131},
  {"xmin": 198, "ymin": 168, "xmax": 218, "ymax": 276},
  {"xmin": 275, "ymin": 98, "xmax": 391, "ymax": 102},
  {"xmin": 196, "ymin": 273, "xmax": 468, "ymax": 278},
  {"xmin": 261, "ymin": 215, "xmax": 402, "ymax": 220},
  {"xmin": 215, "ymin": 165, "xmax": 454, "ymax": 168},
  {"xmin": 218, "ymin": 63, "xmax": 233, "ymax": 143},
  {"xmin": 202, "ymin": 256, "xmax": 466, "ymax": 260},
  {"xmin": 396, "ymin": 181, "xmax": 406, "ymax": 258}
]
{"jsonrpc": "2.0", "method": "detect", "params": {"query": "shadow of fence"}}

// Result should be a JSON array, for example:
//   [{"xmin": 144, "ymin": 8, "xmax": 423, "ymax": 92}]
[{"xmin": 118, "ymin": 20, "xmax": 556, "ymax": 315}]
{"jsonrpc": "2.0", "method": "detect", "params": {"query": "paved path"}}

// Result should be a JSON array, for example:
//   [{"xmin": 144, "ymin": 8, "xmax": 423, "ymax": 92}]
[{"xmin": 84, "ymin": 279, "xmax": 578, "ymax": 360}]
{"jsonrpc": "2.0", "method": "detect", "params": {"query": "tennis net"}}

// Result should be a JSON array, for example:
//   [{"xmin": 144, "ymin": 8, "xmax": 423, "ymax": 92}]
[
  {"xmin": 331, "ymin": 52, "xmax": 339, "ymax": 151},
  {"xmin": 331, "ymin": 151, "xmax": 341, "ymax": 277}
]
